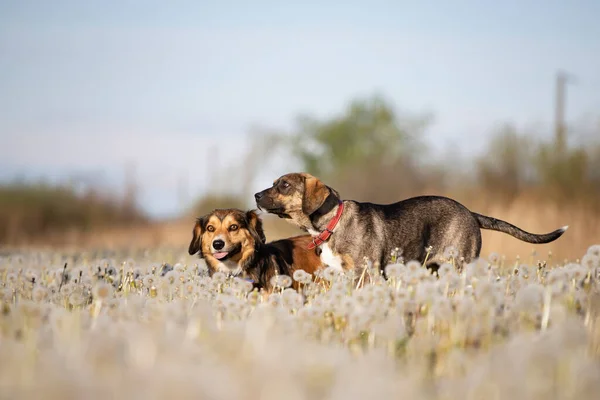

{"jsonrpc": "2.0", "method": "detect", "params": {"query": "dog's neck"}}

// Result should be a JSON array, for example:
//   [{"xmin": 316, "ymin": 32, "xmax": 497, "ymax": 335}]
[{"xmin": 309, "ymin": 191, "xmax": 342, "ymax": 232}]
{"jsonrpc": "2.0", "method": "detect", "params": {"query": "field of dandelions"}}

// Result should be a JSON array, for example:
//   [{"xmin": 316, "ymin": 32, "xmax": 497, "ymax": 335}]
[{"xmin": 2, "ymin": 244, "xmax": 600, "ymax": 400}]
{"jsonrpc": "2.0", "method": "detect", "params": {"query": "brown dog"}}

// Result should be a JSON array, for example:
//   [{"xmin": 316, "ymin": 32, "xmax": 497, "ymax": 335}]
[
  {"xmin": 187, "ymin": 208, "xmax": 323, "ymax": 291},
  {"xmin": 254, "ymin": 172, "xmax": 567, "ymax": 274}
]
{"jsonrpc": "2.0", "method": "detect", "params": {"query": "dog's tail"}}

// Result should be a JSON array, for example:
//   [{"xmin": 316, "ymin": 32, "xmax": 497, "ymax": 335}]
[{"xmin": 472, "ymin": 213, "xmax": 568, "ymax": 244}]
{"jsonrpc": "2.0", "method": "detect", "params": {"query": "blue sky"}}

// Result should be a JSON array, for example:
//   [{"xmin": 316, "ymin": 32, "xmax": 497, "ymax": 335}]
[{"xmin": 1, "ymin": 0, "xmax": 599, "ymax": 218}]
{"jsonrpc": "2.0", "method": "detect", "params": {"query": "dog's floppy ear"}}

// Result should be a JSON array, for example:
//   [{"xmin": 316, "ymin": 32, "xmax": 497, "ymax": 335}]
[
  {"xmin": 246, "ymin": 209, "xmax": 266, "ymax": 244},
  {"xmin": 301, "ymin": 174, "xmax": 330, "ymax": 215},
  {"xmin": 188, "ymin": 216, "xmax": 207, "ymax": 256}
]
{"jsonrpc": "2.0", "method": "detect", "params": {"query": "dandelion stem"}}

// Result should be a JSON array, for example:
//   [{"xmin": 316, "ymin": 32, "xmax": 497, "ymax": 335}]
[
  {"xmin": 356, "ymin": 265, "xmax": 368, "ymax": 290},
  {"xmin": 541, "ymin": 286, "xmax": 552, "ymax": 331},
  {"xmin": 423, "ymin": 247, "xmax": 432, "ymax": 267},
  {"xmin": 58, "ymin": 262, "xmax": 68, "ymax": 292}
]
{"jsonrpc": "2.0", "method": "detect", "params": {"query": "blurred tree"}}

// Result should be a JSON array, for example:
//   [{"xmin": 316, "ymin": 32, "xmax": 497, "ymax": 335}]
[
  {"xmin": 243, "ymin": 92, "xmax": 600, "ymax": 211},
  {"xmin": 0, "ymin": 181, "xmax": 148, "ymax": 244},
  {"xmin": 476, "ymin": 121, "xmax": 600, "ymax": 207},
  {"xmin": 476, "ymin": 124, "xmax": 537, "ymax": 200},
  {"xmin": 535, "ymin": 142, "xmax": 589, "ymax": 200},
  {"xmin": 289, "ymin": 94, "xmax": 430, "ymax": 178},
  {"xmin": 271, "ymin": 94, "xmax": 435, "ymax": 202}
]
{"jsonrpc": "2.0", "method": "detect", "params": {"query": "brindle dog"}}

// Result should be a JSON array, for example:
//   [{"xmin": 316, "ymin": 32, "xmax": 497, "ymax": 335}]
[
  {"xmin": 188, "ymin": 208, "xmax": 323, "ymax": 291},
  {"xmin": 254, "ymin": 172, "xmax": 568, "ymax": 274}
]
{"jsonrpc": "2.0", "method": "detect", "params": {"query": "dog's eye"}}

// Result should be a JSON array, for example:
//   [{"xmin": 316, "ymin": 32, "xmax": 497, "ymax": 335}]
[
  {"xmin": 207, "ymin": 225, "xmax": 215, "ymax": 232},
  {"xmin": 280, "ymin": 181, "xmax": 290, "ymax": 189},
  {"xmin": 229, "ymin": 224, "xmax": 238, "ymax": 231}
]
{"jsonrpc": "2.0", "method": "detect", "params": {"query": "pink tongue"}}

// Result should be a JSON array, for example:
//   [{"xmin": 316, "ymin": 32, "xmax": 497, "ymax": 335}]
[{"xmin": 213, "ymin": 252, "xmax": 228, "ymax": 260}]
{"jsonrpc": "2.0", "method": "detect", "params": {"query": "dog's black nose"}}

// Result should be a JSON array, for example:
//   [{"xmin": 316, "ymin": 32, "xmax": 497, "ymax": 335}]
[
  {"xmin": 212, "ymin": 239, "xmax": 225, "ymax": 250},
  {"xmin": 254, "ymin": 192, "xmax": 263, "ymax": 201}
]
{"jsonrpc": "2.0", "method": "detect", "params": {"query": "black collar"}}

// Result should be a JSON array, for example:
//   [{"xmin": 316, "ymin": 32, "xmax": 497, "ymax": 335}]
[{"xmin": 309, "ymin": 191, "xmax": 340, "ymax": 226}]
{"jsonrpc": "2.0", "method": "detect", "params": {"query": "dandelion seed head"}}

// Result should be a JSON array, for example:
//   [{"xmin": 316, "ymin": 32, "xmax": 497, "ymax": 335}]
[
  {"xmin": 268, "ymin": 293, "xmax": 282, "ymax": 308},
  {"xmin": 25, "ymin": 268, "xmax": 38, "ymax": 282},
  {"xmin": 69, "ymin": 292, "xmax": 87, "ymax": 307},
  {"xmin": 60, "ymin": 282, "xmax": 75, "ymax": 296},
  {"xmin": 571, "ymin": 265, "xmax": 587, "ymax": 282},
  {"xmin": 463, "ymin": 285, "xmax": 474, "ymax": 298},
  {"xmin": 2, "ymin": 244, "xmax": 598, "ymax": 397},
  {"xmin": 586, "ymin": 244, "xmax": 600, "ymax": 258},
  {"xmin": 274, "ymin": 274, "xmax": 293, "ymax": 288},
  {"xmin": 1, "ymin": 288, "xmax": 12, "ymax": 302},
  {"xmin": 432, "ymin": 298, "xmax": 453, "ymax": 321},
  {"xmin": 322, "ymin": 266, "xmax": 341, "ymax": 282},
  {"xmin": 105, "ymin": 265, "xmax": 118, "ymax": 276},
  {"xmin": 45, "ymin": 282, "xmax": 58, "ymax": 295},
  {"xmin": 443, "ymin": 246, "xmax": 459, "ymax": 260},
  {"xmin": 245, "ymin": 288, "xmax": 260, "ymax": 302},
  {"xmin": 415, "ymin": 281, "xmax": 439, "ymax": 303},
  {"xmin": 514, "ymin": 283, "xmax": 544, "ymax": 313},
  {"xmin": 416, "ymin": 268, "xmax": 434, "ymax": 281},
  {"xmin": 197, "ymin": 276, "xmax": 211, "ymax": 289},
  {"xmin": 517, "ymin": 264, "xmax": 534, "ymax": 277},
  {"xmin": 142, "ymin": 275, "xmax": 156, "ymax": 287},
  {"xmin": 547, "ymin": 268, "xmax": 567, "ymax": 285},
  {"xmin": 6, "ymin": 272, "xmax": 18, "ymax": 284},
  {"xmin": 92, "ymin": 282, "xmax": 114, "ymax": 300},
  {"xmin": 437, "ymin": 263, "xmax": 454, "ymax": 277},
  {"xmin": 550, "ymin": 281, "xmax": 568, "ymax": 296},
  {"xmin": 488, "ymin": 252, "xmax": 500, "ymax": 264},
  {"xmin": 334, "ymin": 296, "xmax": 356, "ymax": 316},
  {"xmin": 32, "ymin": 287, "xmax": 48, "ymax": 303},
  {"xmin": 384, "ymin": 263, "xmax": 403, "ymax": 279},
  {"xmin": 197, "ymin": 290, "xmax": 212, "ymax": 302},
  {"xmin": 212, "ymin": 271, "xmax": 226, "ymax": 284},
  {"xmin": 239, "ymin": 279, "xmax": 254, "ymax": 294},
  {"xmin": 455, "ymin": 296, "xmax": 475, "ymax": 319},
  {"xmin": 183, "ymin": 282, "xmax": 195, "ymax": 295},
  {"xmin": 174, "ymin": 263, "xmax": 186, "ymax": 273},
  {"xmin": 292, "ymin": 269, "xmax": 310, "ymax": 284},
  {"xmin": 465, "ymin": 259, "xmax": 489, "ymax": 280},
  {"xmin": 163, "ymin": 270, "xmax": 180, "ymax": 286},
  {"xmin": 581, "ymin": 254, "xmax": 600, "ymax": 270},
  {"xmin": 406, "ymin": 260, "xmax": 421, "ymax": 272}
]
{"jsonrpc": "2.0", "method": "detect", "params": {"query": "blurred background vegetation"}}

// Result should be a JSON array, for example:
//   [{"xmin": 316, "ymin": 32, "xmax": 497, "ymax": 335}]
[
  {"xmin": 2, "ymin": 91, "xmax": 599, "ymax": 261},
  {"xmin": 0, "ymin": 179, "xmax": 148, "ymax": 246},
  {"xmin": 2, "ymin": 2, "xmax": 599, "ymax": 261}
]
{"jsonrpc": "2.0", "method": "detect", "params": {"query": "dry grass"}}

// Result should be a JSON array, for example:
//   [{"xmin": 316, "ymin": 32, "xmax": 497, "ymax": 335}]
[
  {"xmin": 478, "ymin": 200, "xmax": 599, "ymax": 263},
  {"xmin": 1, "ymin": 239, "xmax": 600, "ymax": 399},
  {"xmin": 27, "ymin": 197, "xmax": 597, "ymax": 266}
]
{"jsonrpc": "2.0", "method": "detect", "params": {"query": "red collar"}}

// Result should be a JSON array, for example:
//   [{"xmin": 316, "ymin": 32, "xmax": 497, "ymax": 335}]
[{"xmin": 307, "ymin": 201, "xmax": 344, "ymax": 249}]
